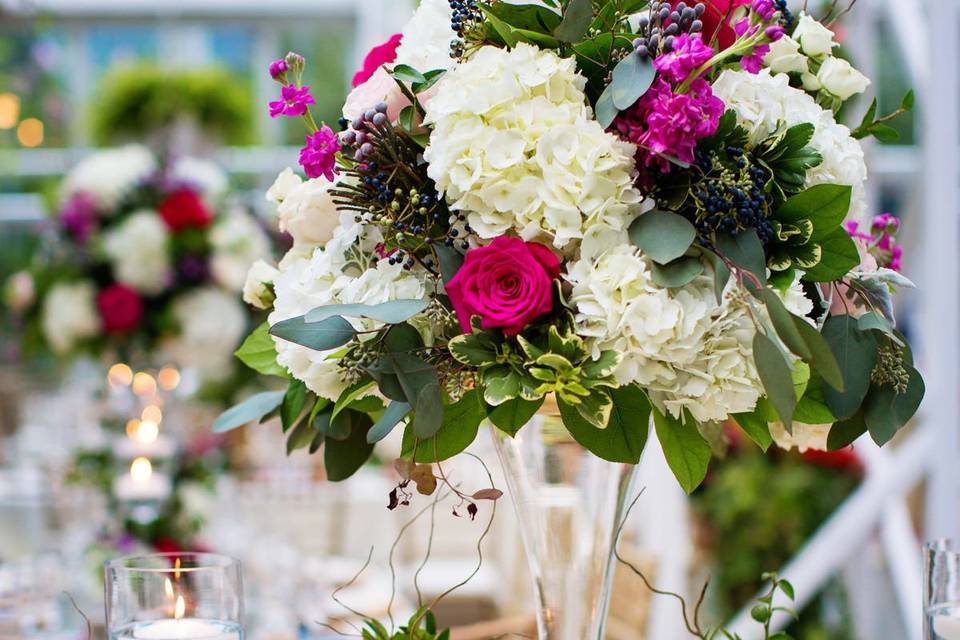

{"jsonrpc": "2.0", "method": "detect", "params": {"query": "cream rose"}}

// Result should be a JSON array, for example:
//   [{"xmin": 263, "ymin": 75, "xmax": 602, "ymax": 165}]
[
  {"xmin": 763, "ymin": 36, "xmax": 808, "ymax": 74},
  {"xmin": 817, "ymin": 57, "xmax": 870, "ymax": 100},
  {"xmin": 270, "ymin": 171, "xmax": 341, "ymax": 248},
  {"xmin": 792, "ymin": 12, "xmax": 836, "ymax": 57},
  {"xmin": 243, "ymin": 259, "xmax": 280, "ymax": 310}
]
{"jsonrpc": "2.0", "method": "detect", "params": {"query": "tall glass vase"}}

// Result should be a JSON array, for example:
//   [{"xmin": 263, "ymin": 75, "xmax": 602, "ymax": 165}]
[{"xmin": 493, "ymin": 410, "xmax": 641, "ymax": 640}]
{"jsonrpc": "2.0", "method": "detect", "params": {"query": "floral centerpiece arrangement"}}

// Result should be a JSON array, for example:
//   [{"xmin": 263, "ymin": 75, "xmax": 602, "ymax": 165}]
[
  {"xmin": 8, "ymin": 145, "xmax": 272, "ymax": 382},
  {"xmin": 217, "ymin": 0, "xmax": 921, "ymax": 495}
]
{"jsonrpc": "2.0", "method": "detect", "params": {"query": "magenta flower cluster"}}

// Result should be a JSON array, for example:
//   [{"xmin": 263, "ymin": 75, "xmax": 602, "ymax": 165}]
[
  {"xmin": 653, "ymin": 33, "xmax": 714, "ymax": 83},
  {"xmin": 269, "ymin": 85, "xmax": 316, "ymax": 118},
  {"xmin": 299, "ymin": 126, "xmax": 341, "ymax": 182},
  {"xmin": 614, "ymin": 78, "xmax": 724, "ymax": 173},
  {"xmin": 734, "ymin": 0, "xmax": 785, "ymax": 73},
  {"xmin": 845, "ymin": 213, "xmax": 904, "ymax": 272}
]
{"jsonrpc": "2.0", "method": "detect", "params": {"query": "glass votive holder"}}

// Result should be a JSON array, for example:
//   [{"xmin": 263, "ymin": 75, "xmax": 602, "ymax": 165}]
[
  {"xmin": 925, "ymin": 540, "xmax": 960, "ymax": 639},
  {"xmin": 105, "ymin": 553, "xmax": 244, "ymax": 639}
]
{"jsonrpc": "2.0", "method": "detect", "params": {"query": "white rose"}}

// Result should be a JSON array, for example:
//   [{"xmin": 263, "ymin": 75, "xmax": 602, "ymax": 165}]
[
  {"xmin": 102, "ymin": 211, "xmax": 171, "ymax": 294},
  {"xmin": 801, "ymin": 71, "xmax": 821, "ymax": 91},
  {"xmin": 792, "ymin": 13, "xmax": 836, "ymax": 57},
  {"xmin": 266, "ymin": 167, "xmax": 304, "ymax": 205},
  {"xmin": 209, "ymin": 209, "xmax": 272, "ymax": 291},
  {"xmin": 5, "ymin": 271, "xmax": 35, "ymax": 312},
  {"xmin": 41, "ymin": 281, "xmax": 100, "ymax": 354},
  {"xmin": 816, "ymin": 57, "xmax": 871, "ymax": 100},
  {"xmin": 763, "ymin": 36, "xmax": 808, "ymax": 74},
  {"xmin": 275, "ymin": 177, "xmax": 341, "ymax": 248},
  {"xmin": 243, "ymin": 260, "xmax": 280, "ymax": 310}
]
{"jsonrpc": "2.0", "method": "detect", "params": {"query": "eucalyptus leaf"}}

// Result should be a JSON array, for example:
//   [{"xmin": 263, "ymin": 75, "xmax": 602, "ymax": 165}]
[
  {"xmin": 651, "ymin": 257, "xmax": 704, "ymax": 288},
  {"xmin": 760, "ymin": 289, "xmax": 812, "ymax": 361},
  {"xmin": 792, "ymin": 315, "xmax": 844, "ymax": 390},
  {"xmin": 213, "ymin": 391, "xmax": 285, "ymax": 433},
  {"xmin": 608, "ymin": 52, "xmax": 655, "ymax": 111},
  {"xmin": 305, "ymin": 299, "xmax": 429, "ymax": 324},
  {"xmin": 628, "ymin": 210, "xmax": 697, "ymax": 265},
  {"xmin": 820, "ymin": 315, "xmax": 877, "ymax": 420},
  {"xmin": 716, "ymin": 230, "xmax": 767, "ymax": 285},
  {"xmin": 324, "ymin": 412, "xmax": 375, "ymax": 481},
  {"xmin": 270, "ymin": 315, "xmax": 355, "ymax": 351},
  {"xmin": 554, "ymin": 0, "xmax": 592, "ymax": 42},
  {"xmin": 401, "ymin": 390, "xmax": 485, "ymax": 462},
  {"xmin": 280, "ymin": 379, "xmax": 307, "ymax": 432},
  {"xmin": 433, "ymin": 243, "xmax": 464, "ymax": 283},
  {"xmin": 368, "ymin": 401, "xmax": 412, "ymax": 444},
  {"xmin": 863, "ymin": 367, "xmax": 925, "ymax": 446},
  {"xmin": 827, "ymin": 411, "xmax": 866, "ymax": 450},
  {"xmin": 595, "ymin": 84, "xmax": 618, "ymax": 129},
  {"xmin": 331, "ymin": 379, "xmax": 376, "ymax": 422}
]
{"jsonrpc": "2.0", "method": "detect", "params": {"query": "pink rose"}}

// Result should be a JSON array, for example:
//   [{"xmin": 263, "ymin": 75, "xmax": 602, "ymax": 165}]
[
  {"xmin": 447, "ymin": 237, "xmax": 561, "ymax": 336},
  {"xmin": 352, "ymin": 34, "xmax": 402, "ymax": 88},
  {"xmin": 343, "ymin": 67, "xmax": 410, "ymax": 123}
]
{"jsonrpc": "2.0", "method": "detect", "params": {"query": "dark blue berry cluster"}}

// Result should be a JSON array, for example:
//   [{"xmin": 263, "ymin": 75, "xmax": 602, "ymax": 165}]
[
  {"xmin": 634, "ymin": 1, "xmax": 706, "ymax": 57},
  {"xmin": 689, "ymin": 148, "xmax": 776, "ymax": 245},
  {"xmin": 448, "ymin": 0, "xmax": 482, "ymax": 58},
  {"xmin": 774, "ymin": 0, "xmax": 795, "ymax": 30}
]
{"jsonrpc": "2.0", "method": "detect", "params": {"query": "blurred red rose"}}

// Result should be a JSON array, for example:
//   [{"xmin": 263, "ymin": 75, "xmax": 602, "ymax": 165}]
[
  {"xmin": 352, "ymin": 33, "xmax": 403, "ymax": 87},
  {"xmin": 158, "ymin": 189, "xmax": 212, "ymax": 231},
  {"xmin": 97, "ymin": 284, "xmax": 143, "ymax": 333}
]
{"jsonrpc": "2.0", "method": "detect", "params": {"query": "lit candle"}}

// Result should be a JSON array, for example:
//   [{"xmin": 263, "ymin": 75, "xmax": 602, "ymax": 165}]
[
  {"xmin": 128, "ymin": 596, "xmax": 241, "ymax": 640},
  {"xmin": 934, "ymin": 615, "xmax": 960, "ymax": 640},
  {"xmin": 112, "ymin": 457, "xmax": 172, "ymax": 502},
  {"xmin": 113, "ymin": 423, "xmax": 176, "ymax": 460}
]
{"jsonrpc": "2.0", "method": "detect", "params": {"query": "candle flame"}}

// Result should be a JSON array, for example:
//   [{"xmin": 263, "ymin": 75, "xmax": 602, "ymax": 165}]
[
  {"xmin": 132, "ymin": 372, "xmax": 157, "ymax": 397},
  {"xmin": 174, "ymin": 594, "xmax": 185, "ymax": 620},
  {"xmin": 174, "ymin": 557, "xmax": 181, "ymax": 580},
  {"xmin": 135, "ymin": 420, "xmax": 159, "ymax": 444},
  {"xmin": 130, "ymin": 457, "xmax": 152, "ymax": 482},
  {"xmin": 158, "ymin": 366, "xmax": 181, "ymax": 391},
  {"xmin": 164, "ymin": 578, "xmax": 174, "ymax": 598},
  {"xmin": 107, "ymin": 363, "xmax": 133, "ymax": 388},
  {"xmin": 141, "ymin": 405, "xmax": 163, "ymax": 424}
]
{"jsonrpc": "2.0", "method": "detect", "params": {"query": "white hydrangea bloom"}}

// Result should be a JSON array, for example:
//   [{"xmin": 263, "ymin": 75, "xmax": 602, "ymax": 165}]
[
  {"xmin": 210, "ymin": 208, "xmax": 272, "ymax": 291},
  {"xmin": 167, "ymin": 287, "xmax": 248, "ymax": 382},
  {"xmin": 569, "ymin": 244, "xmax": 806, "ymax": 422},
  {"xmin": 42, "ymin": 281, "xmax": 100, "ymax": 354},
  {"xmin": 102, "ymin": 211, "xmax": 171, "ymax": 295},
  {"xmin": 394, "ymin": 0, "xmax": 456, "ymax": 72},
  {"xmin": 711, "ymin": 69, "xmax": 869, "ymax": 221},
  {"xmin": 770, "ymin": 421, "xmax": 831, "ymax": 452},
  {"xmin": 169, "ymin": 156, "xmax": 229, "ymax": 199},
  {"xmin": 62, "ymin": 145, "xmax": 156, "ymax": 211},
  {"xmin": 268, "ymin": 225, "xmax": 427, "ymax": 401},
  {"xmin": 424, "ymin": 43, "xmax": 643, "ymax": 249}
]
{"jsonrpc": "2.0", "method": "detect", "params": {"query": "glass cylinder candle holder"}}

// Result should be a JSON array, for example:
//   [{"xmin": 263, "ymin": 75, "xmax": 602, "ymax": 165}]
[
  {"xmin": 105, "ymin": 553, "xmax": 244, "ymax": 639},
  {"xmin": 925, "ymin": 540, "xmax": 960, "ymax": 639}
]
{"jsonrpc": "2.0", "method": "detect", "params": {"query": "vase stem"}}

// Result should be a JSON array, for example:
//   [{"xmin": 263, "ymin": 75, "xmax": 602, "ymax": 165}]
[{"xmin": 493, "ymin": 415, "xmax": 641, "ymax": 640}]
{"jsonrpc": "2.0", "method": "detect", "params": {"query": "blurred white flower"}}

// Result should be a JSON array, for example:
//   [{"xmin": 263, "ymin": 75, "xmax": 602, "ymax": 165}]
[
  {"xmin": 167, "ymin": 287, "xmax": 248, "ymax": 382},
  {"xmin": 41, "ymin": 281, "xmax": 100, "ymax": 354},
  {"xmin": 763, "ymin": 36, "xmax": 808, "ymax": 74},
  {"xmin": 169, "ymin": 156, "xmax": 229, "ymax": 200},
  {"xmin": 102, "ymin": 211, "xmax": 171, "ymax": 294},
  {"xmin": 394, "ymin": 0, "xmax": 456, "ymax": 73},
  {"xmin": 209, "ymin": 208, "xmax": 272, "ymax": 291},
  {"xmin": 243, "ymin": 259, "xmax": 280, "ymax": 310},
  {"xmin": 816, "ymin": 56, "xmax": 871, "ymax": 100},
  {"xmin": 5, "ymin": 271, "xmax": 35, "ymax": 312},
  {"xmin": 711, "ymin": 69, "xmax": 869, "ymax": 221},
  {"xmin": 424, "ymin": 43, "xmax": 643, "ymax": 249},
  {"xmin": 62, "ymin": 145, "xmax": 156, "ymax": 212},
  {"xmin": 266, "ymin": 167, "xmax": 303, "ymax": 204}
]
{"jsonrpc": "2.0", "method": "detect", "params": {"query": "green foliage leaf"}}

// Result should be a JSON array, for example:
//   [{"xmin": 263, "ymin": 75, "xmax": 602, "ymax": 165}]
[
  {"xmin": 368, "ymin": 401, "xmax": 412, "ymax": 444},
  {"xmin": 575, "ymin": 390, "xmax": 614, "ymax": 429},
  {"xmin": 753, "ymin": 332, "xmax": 797, "ymax": 430},
  {"xmin": 554, "ymin": 0, "xmax": 593, "ymax": 42},
  {"xmin": 793, "ymin": 372, "xmax": 837, "ymax": 424},
  {"xmin": 559, "ymin": 386, "xmax": 650, "ymax": 464},
  {"xmin": 213, "ymin": 390, "xmax": 285, "ymax": 433},
  {"xmin": 792, "ymin": 316, "xmax": 844, "ymax": 390},
  {"xmin": 827, "ymin": 411, "xmax": 866, "ymax": 450},
  {"xmin": 775, "ymin": 185, "xmax": 851, "ymax": 241},
  {"xmin": 760, "ymin": 289, "xmax": 812, "ymax": 361},
  {"xmin": 392, "ymin": 64, "xmax": 426, "ymax": 84},
  {"xmin": 863, "ymin": 367, "xmax": 925, "ymax": 445},
  {"xmin": 702, "ymin": 250, "xmax": 732, "ymax": 305},
  {"xmin": 448, "ymin": 332, "xmax": 498, "ymax": 366},
  {"xmin": 732, "ymin": 411, "xmax": 773, "ymax": 452},
  {"xmin": 235, "ymin": 322, "xmax": 288, "ymax": 377},
  {"xmin": 716, "ymin": 230, "xmax": 767, "ymax": 285},
  {"xmin": 305, "ymin": 299, "xmax": 429, "ymax": 324},
  {"xmin": 800, "ymin": 227, "xmax": 860, "ymax": 282},
  {"xmin": 398, "ymin": 105, "xmax": 416, "ymax": 132},
  {"xmin": 324, "ymin": 412, "xmax": 376, "ymax": 481},
  {"xmin": 651, "ymin": 255, "xmax": 702, "ymax": 292},
  {"xmin": 820, "ymin": 315, "xmax": 878, "ymax": 420},
  {"xmin": 483, "ymin": 366, "xmax": 523, "ymax": 406},
  {"xmin": 270, "ymin": 315, "xmax": 355, "ymax": 351},
  {"xmin": 653, "ymin": 407, "xmax": 711, "ymax": 494},
  {"xmin": 489, "ymin": 396, "xmax": 544, "ymax": 436},
  {"xmin": 280, "ymin": 379, "xmax": 307, "ymax": 432},
  {"xmin": 331, "ymin": 379, "xmax": 376, "ymax": 422},
  {"xmin": 401, "ymin": 390, "xmax": 486, "ymax": 462},
  {"xmin": 595, "ymin": 83, "xmax": 618, "ymax": 129},
  {"xmin": 433, "ymin": 243, "xmax": 464, "ymax": 283},
  {"xmin": 628, "ymin": 210, "xmax": 698, "ymax": 265}
]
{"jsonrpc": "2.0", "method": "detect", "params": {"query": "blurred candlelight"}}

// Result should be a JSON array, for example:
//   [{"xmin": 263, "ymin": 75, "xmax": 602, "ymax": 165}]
[
  {"xmin": 158, "ymin": 367, "xmax": 181, "ymax": 391},
  {"xmin": 141, "ymin": 405, "xmax": 163, "ymax": 424},
  {"xmin": 108, "ymin": 363, "xmax": 134, "ymax": 388},
  {"xmin": 132, "ymin": 372, "xmax": 157, "ymax": 397}
]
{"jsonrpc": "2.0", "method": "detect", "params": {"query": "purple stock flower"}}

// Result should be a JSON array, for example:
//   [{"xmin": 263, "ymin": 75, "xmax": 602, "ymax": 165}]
[
  {"xmin": 177, "ymin": 255, "xmax": 210, "ymax": 284},
  {"xmin": 60, "ymin": 192, "xmax": 98, "ymax": 243},
  {"xmin": 269, "ymin": 59, "xmax": 288, "ymax": 80},
  {"xmin": 741, "ymin": 44, "xmax": 770, "ymax": 73},
  {"xmin": 872, "ymin": 213, "xmax": 901, "ymax": 232},
  {"xmin": 752, "ymin": 0, "xmax": 776, "ymax": 20},
  {"xmin": 614, "ymin": 77, "xmax": 724, "ymax": 173},
  {"xmin": 765, "ymin": 25, "xmax": 785, "ymax": 42},
  {"xmin": 269, "ymin": 84, "xmax": 316, "ymax": 118},
  {"xmin": 299, "ymin": 126, "xmax": 341, "ymax": 181},
  {"xmin": 653, "ymin": 33, "xmax": 714, "ymax": 83}
]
